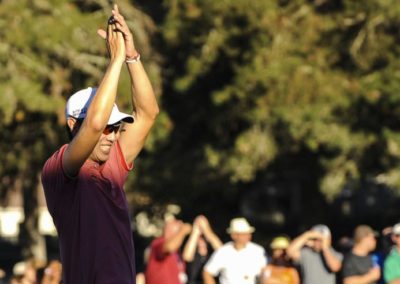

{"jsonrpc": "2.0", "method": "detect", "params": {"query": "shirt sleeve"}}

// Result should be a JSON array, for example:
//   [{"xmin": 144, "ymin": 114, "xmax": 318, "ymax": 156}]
[
  {"xmin": 342, "ymin": 255, "xmax": 356, "ymax": 278},
  {"xmin": 204, "ymin": 249, "xmax": 223, "ymax": 276},
  {"xmin": 257, "ymin": 247, "xmax": 268, "ymax": 269},
  {"xmin": 41, "ymin": 145, "xmax": 73, "ymax": 218},
  {"xmin": 103, "ymin": 141, "xmax": 134, "ymax": 189}
]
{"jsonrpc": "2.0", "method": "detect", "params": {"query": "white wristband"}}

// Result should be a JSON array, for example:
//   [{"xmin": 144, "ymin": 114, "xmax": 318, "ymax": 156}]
[{"xmin": 125, "ymin": 53, "xmax": 141, "ymax": 64}]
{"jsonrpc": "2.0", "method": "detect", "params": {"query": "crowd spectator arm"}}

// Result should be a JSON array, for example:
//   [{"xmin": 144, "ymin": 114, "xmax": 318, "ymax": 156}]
[
  {"xmin": 322, "ymin": 236, "xmax": 342, "ymax": 272},
  {"xmin": 389, "ymin": 281, "xmax": 400, "ymax": 284},
  {"xmin": 203, "ymin": 270, "xmax": 217, "ymax": 284},
  {"xmin": 198, "ymin": 215, "xmax": 223, "ymax": 250},
  {"xmin": 287, "ymin": 231, "xmax": 318, "ymax": 260},
  {"xmin": 343, "ymin": 267, "xmax": 381, "ymax": 284},
  {"xmin": 182, "ymin": 219, "xmax": 202, "ymax": 262},
  {"xmin": 183, "ymin": 215, "xmax": 222, "ymax": 262},
  {"xmin": 163, "ymin": 223, "xmax": 192, "ymax": 254}
]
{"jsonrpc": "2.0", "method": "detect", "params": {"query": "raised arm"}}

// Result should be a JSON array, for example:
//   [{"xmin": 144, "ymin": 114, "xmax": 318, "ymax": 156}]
[
  {"xmin": 287, "ymin": 231, "xmax": 320, "ymax": 261},
  {"xmin": 321, "ymin": 235, "xmax": 342, "ymax": 272},
  {"xmin": 63, "ymin": 20, "xmax": 125, "ymax": 177},
  {"xmin": 106, "ymin": 4, "xmax": 159, "ymax": 164},
  {"xmin": 343, "ymin": 267, "xmax": 380, "ymax": 284},
  {"xmin": 197, "ymin": 215, "xmax": 222, "ymax": 250},
  {"xmin": 163, "ymin": 222, "xmax": 192, "ymax": 254},
  {"xmin": 182, "ymin": 219, "xmax": 202, "ymax": 262}
]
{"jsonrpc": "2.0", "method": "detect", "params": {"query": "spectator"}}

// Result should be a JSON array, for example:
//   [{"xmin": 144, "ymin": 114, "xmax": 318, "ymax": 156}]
[
  {"xmin": 260, "ymin": 236, "xmax": 300, "ymax": 284},
  {"xmin": 287, "ymin": 224, "xmax": 342, "ymax": 284},
  {"xmin": 384, "ymin": 223, "xmax": 400, "ymax": 284},
  {"xmin": 342, "ymin": 225, "xmax": 380, "ymax": 284},
  {"xmin": 182, "ymin": 215, "xmax": 223, "ymax": 284},
  {"xmin": 145, "ymin": 217, "xmax": 192, "ymax": 284},
  {"xmin": 203, "ymin": 217, "xmax": 267, "ymax": 284}
]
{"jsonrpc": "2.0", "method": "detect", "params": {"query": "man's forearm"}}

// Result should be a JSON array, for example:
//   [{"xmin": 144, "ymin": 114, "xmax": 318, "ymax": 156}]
[
  {"xmin": 204, "ymin": 230, "xmax": 222, "ymax": 250},
  {"xmin": 344, "ymin": 274, "xmax": 374, "ymax": 284},
  {"xmin": 163, "ymin": 228, "xmax": 189, "ymax": 254},
  {"xmin": 126, "ymin": 61, "xmax": 159, "ymax": 119},
  {"xmin": 88, "ymin": 60, "xmax": 124, "ymax": 127},
  {"xmin": 203, "ymin": 270, "xmax": 216, "ymax": 284},
  {"xmin": 182, "ymin": 229, "xmax": 201, "ymax": 262},
  {"xmin": 287, "ymin": 232, "xmax": 310, "ymax": 260},
  {"xmin": 322, "ymin": 248, "xmax": 342, "ymax": 272}
]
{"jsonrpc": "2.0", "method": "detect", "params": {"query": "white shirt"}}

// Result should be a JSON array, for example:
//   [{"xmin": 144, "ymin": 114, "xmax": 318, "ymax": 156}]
[{"xmin": 204, "ymin": 241, "xmax": 267, "ymax": 284}]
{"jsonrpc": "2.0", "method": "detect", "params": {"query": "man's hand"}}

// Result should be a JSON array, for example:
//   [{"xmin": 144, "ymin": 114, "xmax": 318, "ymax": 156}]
[
  {"xmin": 98, "ymin": 4, "xmax": 138, "ymax": 59},
  {"xmin": 306, "ymin": 231, "xmax": 324, "ymax": 240},
  {"xmin": 368, "ymin": 266, "xmax": 381, "ymax": 281},
  {"xmin": 105, "ymin": 18, "xmax": 125, "ymax": 63},
  {"xmin": 322, "ymin": 235, "xmax": 332, "ymax": 250},
  {"xmin": 197, "ymin": 215, "xmax": 212, "ymax": 235}
]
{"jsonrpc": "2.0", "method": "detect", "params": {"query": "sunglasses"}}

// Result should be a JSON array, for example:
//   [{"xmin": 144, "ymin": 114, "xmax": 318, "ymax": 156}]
[{"xmin": 103, "ymin": 124, "xmax": 122, "ymax": 135}]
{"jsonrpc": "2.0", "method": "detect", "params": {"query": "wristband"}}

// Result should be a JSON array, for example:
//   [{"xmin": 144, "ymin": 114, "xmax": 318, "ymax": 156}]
[{"xmin": 125, "ymin": 53, "xmax": 141, "ymax": 64}]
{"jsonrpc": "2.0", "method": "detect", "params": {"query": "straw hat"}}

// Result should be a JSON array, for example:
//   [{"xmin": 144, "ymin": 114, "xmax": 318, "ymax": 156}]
[{"xmin": 226, "ymin": 218, "xmax": 255, "ymax": 234}]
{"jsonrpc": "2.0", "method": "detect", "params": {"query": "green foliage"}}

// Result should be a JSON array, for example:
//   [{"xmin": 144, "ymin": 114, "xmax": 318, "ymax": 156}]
[
  {"xmin": 153, "ymin": 0, "xmax": 400, "ymax": 212},
  {"xmin": 2, "ymin": 0, "xmax": 400, "ymax": 244}
]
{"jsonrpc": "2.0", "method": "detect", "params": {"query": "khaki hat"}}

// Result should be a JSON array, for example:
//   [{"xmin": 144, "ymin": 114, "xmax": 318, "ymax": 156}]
[
  {"xmin": 270, "ymin": 236, "xmax": 290, "ymax": 250},
  {"xmin": 353, "ymin": 225, "xmax": 378, "ymax": 243},
  {"xmin": 226, "ymin": 218, "xmax": 255, "ymax": 234}
]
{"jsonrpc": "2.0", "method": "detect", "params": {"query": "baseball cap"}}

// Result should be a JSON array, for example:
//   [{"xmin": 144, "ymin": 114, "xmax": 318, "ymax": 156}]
[
  {"xmin": 392, "ymin": 223, "xmax": 400, "ymax": 235},
  {"xmin": 311, "ymin": 224, "xmax": 331, "ymax": 237},
  {"xmin": 353, "ymin": 225, "xmax": 379, "ymax": 243},
  {"xmin": 270, "ymin": 236, "xmax": 290, "ymax": 250},
  {"xmin": 65, "ymin": 87, "xmax": 134, "ymax": 125}
]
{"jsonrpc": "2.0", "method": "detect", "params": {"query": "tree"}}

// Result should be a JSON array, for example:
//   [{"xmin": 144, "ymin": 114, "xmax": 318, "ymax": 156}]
[{"xmin": 135, "ymin": 0, "xmax": 400, "ymax": 232}]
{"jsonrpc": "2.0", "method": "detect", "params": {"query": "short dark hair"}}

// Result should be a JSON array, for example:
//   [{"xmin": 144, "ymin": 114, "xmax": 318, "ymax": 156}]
[{"xmin": 66, "ymin": 118, "xmax": 83, "ymax": 141}]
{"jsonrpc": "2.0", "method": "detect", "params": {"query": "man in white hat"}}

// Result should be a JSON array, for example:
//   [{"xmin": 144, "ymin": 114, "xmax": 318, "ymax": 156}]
[
  {"xmin": 384, "ymin": 223, "xmax": 400, "ymax": 284},
  {"xmin": 41, "ymin": 4, "xmax": 159, "ymax": 284},
  {"xmin": 203, "ymin": 217, "xmax": 267, "ymax": 284}
]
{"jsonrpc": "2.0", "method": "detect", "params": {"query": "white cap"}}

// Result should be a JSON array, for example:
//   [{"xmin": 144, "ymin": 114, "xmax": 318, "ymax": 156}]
[
  {"xmin": 226, "ymin": 218, "xmax": 255, "ymax": 234},
  {"xmin": 311, "ymin": 224, "xmax": 331, "ymax": 237},
  {"xmin": 65, "ymin": 87, "xmax": 134, "ymax": 125},
  {"xmin": 393, "ymin": 223, "xmax": 400, "ymax": 235}
]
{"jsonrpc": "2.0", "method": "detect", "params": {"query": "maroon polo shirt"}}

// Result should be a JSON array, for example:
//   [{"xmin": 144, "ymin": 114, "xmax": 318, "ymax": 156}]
[{"xmin": 41, "ymin": 142, "xmax": 135, "ymax": 284}]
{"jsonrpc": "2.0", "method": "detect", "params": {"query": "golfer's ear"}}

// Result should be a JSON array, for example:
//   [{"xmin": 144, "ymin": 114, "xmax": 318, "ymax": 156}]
[{"xmin": 97, "ymin": 29, "xmax": 107, "ymax": 39}]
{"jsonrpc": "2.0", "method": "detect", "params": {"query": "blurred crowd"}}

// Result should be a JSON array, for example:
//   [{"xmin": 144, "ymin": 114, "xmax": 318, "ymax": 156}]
[
  {"xmin": 1, "ymin": 216, "xmax": 400, "ymax": 284},
  {"xmin": 0, "ymin": 258, "xmax": 61, "ymax": 284},
  {"xmin": 142, "ymin": 216, "xmax": 400, "ymax": 284}
]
